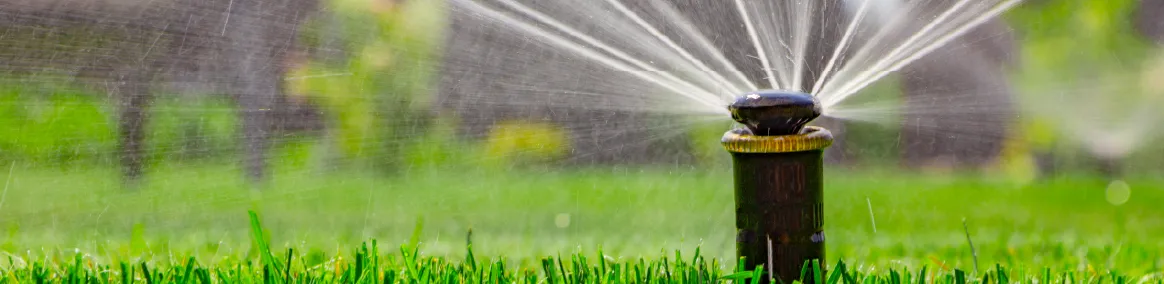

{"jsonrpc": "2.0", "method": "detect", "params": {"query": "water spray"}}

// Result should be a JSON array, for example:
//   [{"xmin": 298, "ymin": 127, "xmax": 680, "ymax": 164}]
[{"xmin": 723, "ymin": 90, "xmax": 832, "ymax": 283}]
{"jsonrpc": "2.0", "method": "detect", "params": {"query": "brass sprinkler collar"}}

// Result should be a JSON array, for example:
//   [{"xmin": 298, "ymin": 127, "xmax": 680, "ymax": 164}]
[{"xmin": 722, "ymin": 126, "xmax": 834, "ymax": 154}]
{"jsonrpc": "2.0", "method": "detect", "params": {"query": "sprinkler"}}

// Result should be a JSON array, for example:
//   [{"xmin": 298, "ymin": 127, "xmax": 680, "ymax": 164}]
[{"xmin": 723, "ymin": 90, "xmax": 833, "ymax": 283}]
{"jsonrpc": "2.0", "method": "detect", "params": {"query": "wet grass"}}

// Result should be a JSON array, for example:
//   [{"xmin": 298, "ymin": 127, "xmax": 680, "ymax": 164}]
[
  {"xmin": 2, "ymin": 210, "xmax": 1156, "ymax": 283},
  {"xmin": 0, "ymin": 164, "xmax": 1163, "ymax": 281}
]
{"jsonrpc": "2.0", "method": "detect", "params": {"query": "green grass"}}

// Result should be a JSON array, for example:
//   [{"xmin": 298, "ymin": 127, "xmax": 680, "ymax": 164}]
[
  {"xmin": 0, "ymin": 209, "xmax": 1156, "ymax": 283},
  {"xmin": 1, "ymin": 163, "xmax": 1163, "ymax": 281}
]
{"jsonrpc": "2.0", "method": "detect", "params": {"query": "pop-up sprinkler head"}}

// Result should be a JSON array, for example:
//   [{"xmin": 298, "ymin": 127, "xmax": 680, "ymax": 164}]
[
  {"xmin": 729, "ymin": 90, "xmax": 822, "ymax": 136},
  {"xmin": 722, "ymin": 90, "xmax": 832, "ymax": 284}
]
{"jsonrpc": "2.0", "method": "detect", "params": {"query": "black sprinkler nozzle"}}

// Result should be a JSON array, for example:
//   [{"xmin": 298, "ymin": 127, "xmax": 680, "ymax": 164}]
[{"xmin": 729, "ymin": 90, "xmax": 822, "ymax": 136}]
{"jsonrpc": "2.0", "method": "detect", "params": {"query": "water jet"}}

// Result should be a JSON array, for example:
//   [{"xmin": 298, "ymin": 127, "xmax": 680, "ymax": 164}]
[{"xmin": 723, "ymin": 90, "xmax": 832, "ymax": 283}]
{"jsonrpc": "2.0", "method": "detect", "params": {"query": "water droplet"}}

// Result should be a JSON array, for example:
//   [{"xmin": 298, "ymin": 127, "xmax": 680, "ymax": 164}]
[
  {"xmin": 554, "ymin": 213, "xmax": 571, "ymax": 228},
  {"xmin": 1105, "ymin": 180, "xmax": 1131, "ymax": 206}
]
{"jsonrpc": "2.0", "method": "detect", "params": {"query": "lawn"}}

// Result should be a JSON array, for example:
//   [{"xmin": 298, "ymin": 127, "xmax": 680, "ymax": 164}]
[{"xmin": 2, "ymin": 163, "xmax": 1162, "ymax": 279}]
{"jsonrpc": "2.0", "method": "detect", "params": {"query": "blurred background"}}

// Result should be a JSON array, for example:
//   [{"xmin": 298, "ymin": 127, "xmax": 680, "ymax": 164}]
[{"xmin": 1, "ymin": 0, "xmax": 1163, "ymax": 274}]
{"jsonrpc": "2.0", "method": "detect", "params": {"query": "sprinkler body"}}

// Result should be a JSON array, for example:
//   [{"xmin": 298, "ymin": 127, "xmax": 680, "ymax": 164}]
[{"xmin": 723, "ymin": 90, "xmax": 833, "ymax": 284}]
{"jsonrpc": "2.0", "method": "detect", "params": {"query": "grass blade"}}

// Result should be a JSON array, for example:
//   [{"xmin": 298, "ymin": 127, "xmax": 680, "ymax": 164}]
[{"xmin": 247, "ymin": 210, "xmax": 279, "ymax": 274}]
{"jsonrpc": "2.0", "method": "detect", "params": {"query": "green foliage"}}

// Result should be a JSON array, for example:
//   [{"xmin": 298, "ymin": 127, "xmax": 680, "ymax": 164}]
[
  {"xmin": 0, "ymin": 82, "xmax": 239, "ymax": 166},
  {"xmin": 295, "ymin": 0, "xmax": 448, "ymax": 172},
  {"xmin": 1007, "ymin": 0, "xmax": 1161, "ymax": 154},
  {"xmin": 0, "ymin": 83, "xmax": 114, "ymax": 165},
  {"xmin": 1009, "ymin": 0, "xmax": 1152, "ymax": 76},
  {"xmin": 480, "ymin": 120, "xmax": 570, "ymax": 168},
  {"xmin": 0, "ymin": 0, "xmax": 457, "ymax": 170}
]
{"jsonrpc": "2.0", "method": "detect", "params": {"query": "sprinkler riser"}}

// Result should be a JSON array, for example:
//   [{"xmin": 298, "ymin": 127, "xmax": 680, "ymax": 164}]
[
  {"xmin": 723, "ymin": 90, "xmax": 830, "ymax": 284},
  {"xmin": 731, "ymin": 149, "xmax": 825, "ymax": 283}
]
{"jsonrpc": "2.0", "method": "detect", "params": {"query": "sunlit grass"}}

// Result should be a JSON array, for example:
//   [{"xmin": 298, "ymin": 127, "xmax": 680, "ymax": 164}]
[
  {"xmin": 1, "ymin": 210, "xmax": 1157, "ymax": 283},
  {"xmin": 1, "ymin": 164, "xmax": 1162, "ymax": 280}
]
